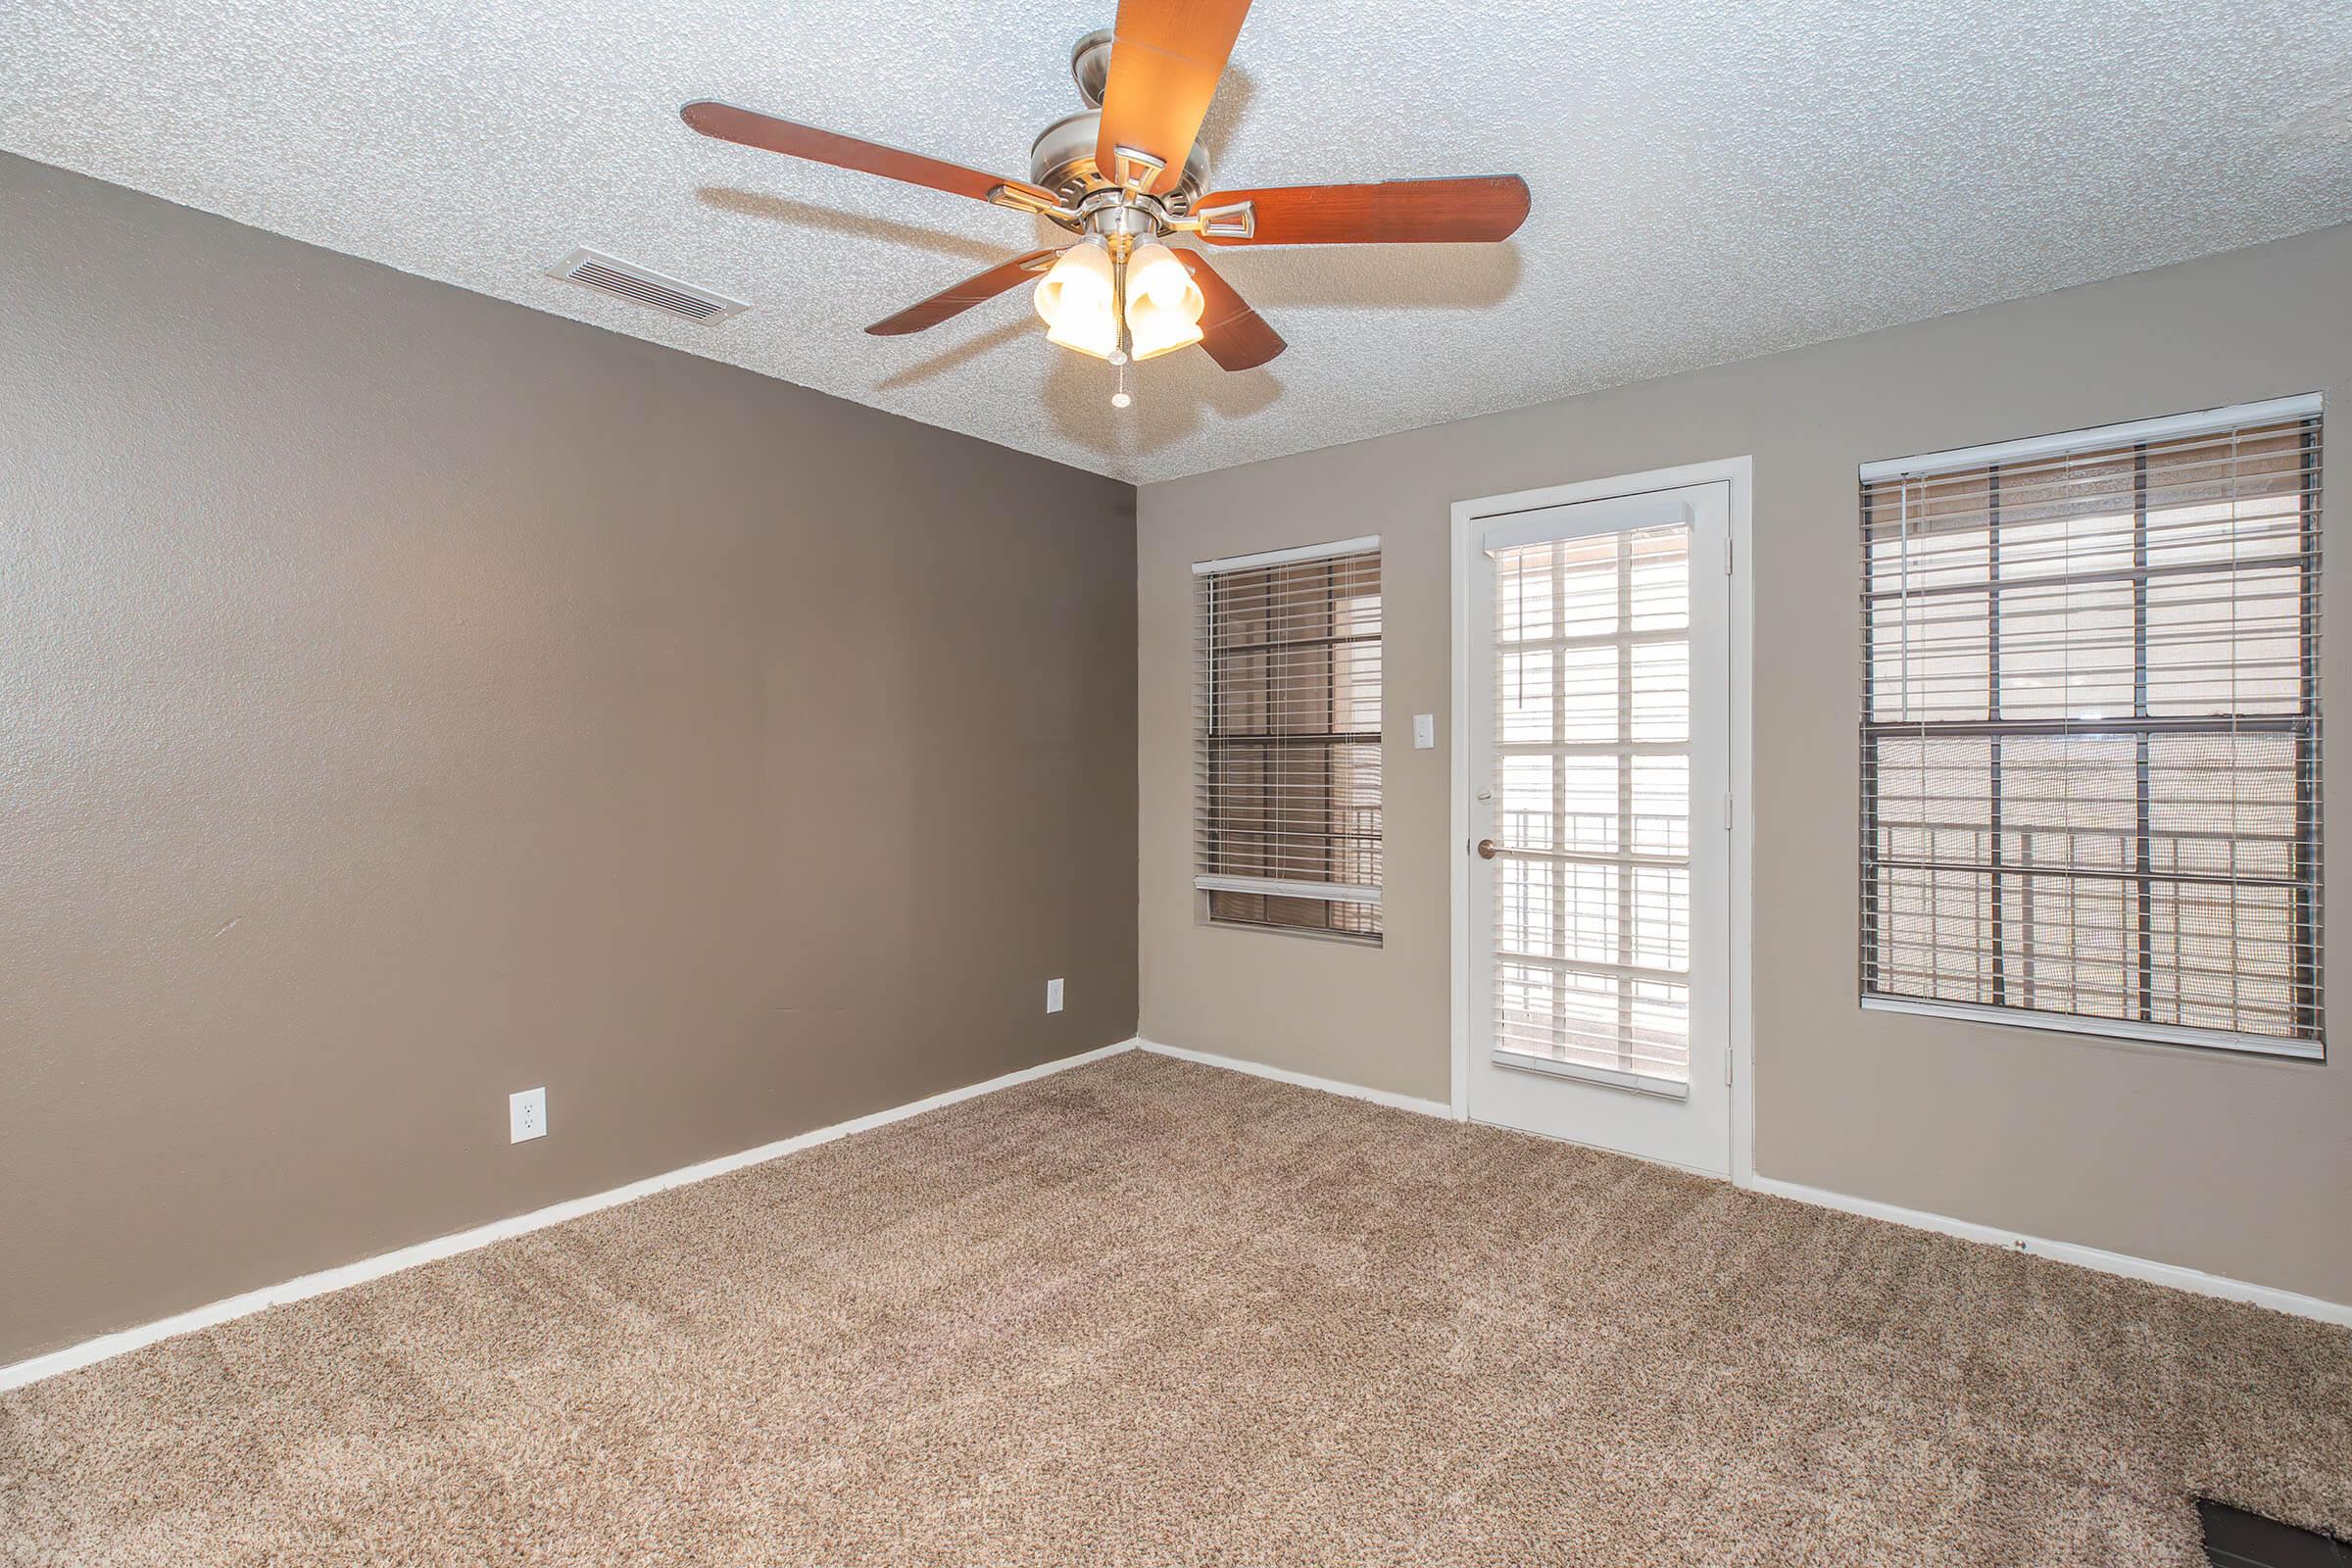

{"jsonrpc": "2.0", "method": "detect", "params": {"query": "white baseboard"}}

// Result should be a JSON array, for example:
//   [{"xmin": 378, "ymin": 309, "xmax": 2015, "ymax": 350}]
[
  {"xmin": 1138, "ymin": 1037, "xmax": 2349, "ymax": 1325},
  {"xmin": 1137, "ymin": 1038, "xmax": 1455, "ymax": 1119},
  {"xmin": 13, "ymin": 1034, "xmax": 2338, "ymax": 1393},
  {"xmin": 1740, "ymin": 1172, "xmax": 2352, "ymax": 1327},
  {"xmin": 0, "ymin": 1038, "xmax": 1141, "ymax": 1394}
]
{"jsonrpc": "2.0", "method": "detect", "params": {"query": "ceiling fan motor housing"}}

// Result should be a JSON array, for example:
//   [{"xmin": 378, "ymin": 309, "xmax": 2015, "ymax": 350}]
[
  {"xmin": 1029, "ymin": 30, "xmax": 1213, "ymax": 214},
  {"xmin": 1070, "ymin": 27, "xmax": 1115, "ymax": 108},
  {"xmin": 1029, "ymin": 113, "xmax": 1213, "ymax": 213}
]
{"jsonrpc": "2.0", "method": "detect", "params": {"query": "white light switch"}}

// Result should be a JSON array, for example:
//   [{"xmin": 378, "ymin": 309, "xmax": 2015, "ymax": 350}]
[
  {"xmin": 1046, "ymin": 978, "xmax": 1064, "ymax": 1013},
  {"xmin": 510, "ymin": 1087, "xmax": 547, "ymax": 1144},
  {"xmin": 1412, "ymin": 713, "xmax": 1436, "ymax": 750}
]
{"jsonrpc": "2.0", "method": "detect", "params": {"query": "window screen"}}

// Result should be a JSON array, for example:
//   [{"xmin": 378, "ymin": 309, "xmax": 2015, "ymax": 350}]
[
  {"xmin": 1860, "ymin": 400, "xmax": 2323, "ymax": 1056},
  {"xmin": 1195, "ymin": 541, "xmax": 1383, "ymax": 939}
]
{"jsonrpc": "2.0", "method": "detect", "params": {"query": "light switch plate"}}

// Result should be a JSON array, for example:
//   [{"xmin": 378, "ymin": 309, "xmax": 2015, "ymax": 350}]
[
  {"xmin": 1413, "ymin": 713, "xmax": 1436, "ymax": 750},
  {"xmin": 510, "ymin": 1087, "xmax": 547, "ymax": 1144},
  {"xmin": 1046, "ymin": 978, "xmax": 1064, "ymax": 1013}
]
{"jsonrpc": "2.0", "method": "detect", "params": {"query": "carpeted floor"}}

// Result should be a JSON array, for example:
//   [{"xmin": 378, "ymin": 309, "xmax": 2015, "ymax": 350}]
[{"xmin": 4, "ymin": 1052, "xmax": 2348, "ymax": 1566}]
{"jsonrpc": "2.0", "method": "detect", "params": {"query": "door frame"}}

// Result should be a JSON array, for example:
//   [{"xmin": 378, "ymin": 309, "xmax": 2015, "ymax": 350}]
[{"xmin": 1448, "ymin": 455, "xmax": 1757, "ymax": 1184}]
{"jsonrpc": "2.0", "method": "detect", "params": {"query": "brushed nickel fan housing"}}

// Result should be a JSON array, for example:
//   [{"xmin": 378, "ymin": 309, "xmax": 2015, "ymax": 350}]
[
  {"xmin": 1070, "ymin": 26, "xmax": 1116, "ymax": 107},
  {"xmin": 1027, "ymin": 30, "xmax": 1212, "ymax": 213}
]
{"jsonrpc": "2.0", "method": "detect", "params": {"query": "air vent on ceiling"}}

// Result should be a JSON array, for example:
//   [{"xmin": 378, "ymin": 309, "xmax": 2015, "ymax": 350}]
[{"xmin": 546, "ymin": 247, "xmax": 748, "ymax": 323}]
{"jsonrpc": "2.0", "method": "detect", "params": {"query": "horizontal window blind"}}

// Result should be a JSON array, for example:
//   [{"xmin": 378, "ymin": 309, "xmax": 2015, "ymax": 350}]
[
  {"xmin": 1195, "ymin": 543, "xmax": 1383, "ymax": 938},
  {"xmin": 1491, "ymin": 522, "xmax": 1694, "ymax": 1090},
  {"xmin": 1860, "ymin": 401, "xmax": 2323, "ymax": 1055}
]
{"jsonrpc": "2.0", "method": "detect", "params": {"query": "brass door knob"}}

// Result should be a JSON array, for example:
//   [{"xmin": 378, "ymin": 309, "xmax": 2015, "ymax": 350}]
[{"xmin": 1476, "ymin": 838, "xmax": 1499, "ymax": 859}]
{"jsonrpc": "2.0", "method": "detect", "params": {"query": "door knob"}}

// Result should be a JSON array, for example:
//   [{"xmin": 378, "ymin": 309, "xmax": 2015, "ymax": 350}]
[{"xmin": 1476, "ymin": 838, "xmax": 1499, "ymax": 859}]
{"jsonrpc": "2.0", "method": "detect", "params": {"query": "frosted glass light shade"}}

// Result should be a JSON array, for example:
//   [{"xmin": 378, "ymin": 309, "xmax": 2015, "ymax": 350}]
[
  {"xmin": 1047, "ymin": 314, "xmax": 1120, "ymax": 359},
  {"xmin": 1128, "ymin": 242, "xmax": 1202, "ymax": 318},
  {"xmin": 1033, "ymin": 240, "xmax": 1117, "ymax": 359},
  {"xmin": 1035, "ymin": 237, "xmax": 1207, "ymax": 363},
  {"xmin": 1126, "ymin": 293, "xmax": 1204, "ymax": 360}
]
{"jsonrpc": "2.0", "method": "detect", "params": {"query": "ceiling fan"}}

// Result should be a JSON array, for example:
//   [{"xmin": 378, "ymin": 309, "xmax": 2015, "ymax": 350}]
[{"xmin": 681, "ymin": 0, "xmax": 1529, "ymax": 407}]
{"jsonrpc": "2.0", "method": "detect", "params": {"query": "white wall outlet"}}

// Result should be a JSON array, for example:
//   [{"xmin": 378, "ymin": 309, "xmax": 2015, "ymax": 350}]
[
  {"xmin": 509, "ymin": 1087, "xmax": 547, "ymax": 1144},
  {"xmin": 1412, "ymin": 713, "xmax": 1436, "ymax": 750},
  {"xmin": 1046, "ymin": 977, "xmax": 1064, "ymax": 1013}
]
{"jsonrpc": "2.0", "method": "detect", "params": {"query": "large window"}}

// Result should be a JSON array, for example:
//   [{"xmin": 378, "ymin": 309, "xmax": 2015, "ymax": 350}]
[
  {"xmin": 1860, "ymin": 397, "xmax": 2323, "ymax": 1057},
  {"xmin": 1195, "ymin": 538, "xmax": 1383, "ymax": 939}
]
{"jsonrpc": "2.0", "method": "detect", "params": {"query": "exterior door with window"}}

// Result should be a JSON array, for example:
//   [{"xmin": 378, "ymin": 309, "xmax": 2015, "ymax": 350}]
[{"xmin": 1462, "ymin": 481, "xmax": 1734, "ymax": 1175}]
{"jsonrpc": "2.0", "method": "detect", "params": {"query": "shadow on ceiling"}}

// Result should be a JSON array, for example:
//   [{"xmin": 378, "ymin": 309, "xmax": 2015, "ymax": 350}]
[
  {"xmin": 1042, "ymin": 337, "xmax": 1284, "ymax": 458},
  {"xmin": 695, "ymin": 186, "xmax": 1010, "ymax": 266},
  {"xmin": 872, "ymin": 318, "xmax": 1037, "ymax": 393},
  {"xmin": 1218, "ymin": 242, "xmax": 1524, "ymax": 312}
]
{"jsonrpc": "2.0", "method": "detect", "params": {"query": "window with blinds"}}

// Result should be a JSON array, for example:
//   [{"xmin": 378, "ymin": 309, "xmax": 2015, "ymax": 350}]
[
  {"xmin": 1195, "ymin": 540, "xmax": 1383, "ymax": 939},
  {"xmin": 1860, "ymin": 397, "xmax": 2323, "ymax": 1057},
  {"xmin": 1491, "ymin": 521, "xmax": 1695, "ymax": 1089}
]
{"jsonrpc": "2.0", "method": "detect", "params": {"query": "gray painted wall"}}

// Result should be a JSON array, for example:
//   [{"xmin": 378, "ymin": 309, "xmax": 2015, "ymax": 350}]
[
  {"xmin": 0, "ymin": 153, "xmax": 1138, "ymax": 1365},
  {"xmin": 1138, "ymin": 222, "xmax": 2352, "ymax": 1305}
]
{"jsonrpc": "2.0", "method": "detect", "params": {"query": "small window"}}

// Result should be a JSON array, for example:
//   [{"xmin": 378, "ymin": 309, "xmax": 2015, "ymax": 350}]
[
  {"xmin": 1194, "ymin": 538, "xmax": 1384, "ymax": 940},
  {"xmin": 1859, "ymin": 397, "xmax": 2323, "ymax": 1057}
]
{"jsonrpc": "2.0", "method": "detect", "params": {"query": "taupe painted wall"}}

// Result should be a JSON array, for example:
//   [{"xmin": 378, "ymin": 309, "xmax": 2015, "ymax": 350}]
[
  {"xmin": 1139, "ymin": 221, "xmax": 2352, "ymax": 1305},
  {"xmin": 0, "ymin": 153, "xmax": 1137, "ymax": 1365}
]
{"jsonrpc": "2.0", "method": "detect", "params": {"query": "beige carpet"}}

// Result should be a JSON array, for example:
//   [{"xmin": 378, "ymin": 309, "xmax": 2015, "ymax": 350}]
[{"xmin": 4, "ymin": 1053, "xmax": 2348, "ymax": 1566}]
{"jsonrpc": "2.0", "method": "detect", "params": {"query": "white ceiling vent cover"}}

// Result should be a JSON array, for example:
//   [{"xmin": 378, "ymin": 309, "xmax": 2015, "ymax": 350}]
[{"xmin": 547, "ymin": 247, "xmax": 748, "ymax": 323}]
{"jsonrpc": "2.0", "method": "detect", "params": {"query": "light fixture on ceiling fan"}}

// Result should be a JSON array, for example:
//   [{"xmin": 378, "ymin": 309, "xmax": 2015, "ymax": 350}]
[
  {"xmin": 681, "ymin": 0, "xmax": 1530, "ymax": 409},
  {"xmin": 1035, "ymin": 238, "xmax": 1202, "ymax": 358}
]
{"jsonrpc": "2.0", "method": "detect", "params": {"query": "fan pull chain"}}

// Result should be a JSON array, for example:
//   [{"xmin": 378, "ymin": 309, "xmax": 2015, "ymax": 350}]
[{"xmin": 1109, "ymin": 252, "xmax": 1134, "ymax": 407}]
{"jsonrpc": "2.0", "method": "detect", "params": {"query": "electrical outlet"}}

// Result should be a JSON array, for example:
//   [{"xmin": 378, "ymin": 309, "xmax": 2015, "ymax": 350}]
[
  {"xmin": 1046, "ymin": 977, "xmax": 1064, "ymax": 1013},
  {"xmin": 509, "ymin": 1086, "xmax": 547, "ymax": 1144}
]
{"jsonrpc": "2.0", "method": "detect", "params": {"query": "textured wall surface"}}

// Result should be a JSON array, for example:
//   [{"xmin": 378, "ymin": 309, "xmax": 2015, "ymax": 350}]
[
  {"xmin": 0, "ymin": 153, "xmax": 1137, "ymax": 1365},
  {"xmin": 3, "ymin": 0, "xmax": 2348, "ymax": 481},
  {"xmin": 1138, "ymin": 221, "xmax": 2352, "ymax": 1305}
]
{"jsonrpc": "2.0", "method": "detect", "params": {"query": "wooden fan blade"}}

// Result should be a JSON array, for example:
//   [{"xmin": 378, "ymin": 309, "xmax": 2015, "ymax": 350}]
[
  {"xmin": 866, "ymin": 250, "xmax": 1060, "ymax": 336},
  {"xmin": 1176, "ymin": 250, "xmax": 1284, "ymax": 370},
  {"xmin": 1094, "ymin": 0, "xmax": 1251, "ymax": 196},
  {"xmin": 1193, "ymin": 175, "xmax": 1531, "ymax": 245},
  {"xmin": 681, "ymin": 101, "xmax": 1057, "ymax": 209}
]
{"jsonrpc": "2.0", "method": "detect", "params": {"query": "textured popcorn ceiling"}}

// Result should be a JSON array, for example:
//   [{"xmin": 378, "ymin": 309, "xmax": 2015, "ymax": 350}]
[{"xmin": 5, "ymin": 0, "xmax": 2350, "ymax": 483}]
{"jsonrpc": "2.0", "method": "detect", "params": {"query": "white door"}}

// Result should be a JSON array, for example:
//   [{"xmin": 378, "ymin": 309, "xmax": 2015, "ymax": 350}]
[{"xmin": 1461, "ymin": 480, "xmax": 1733, "ymax": 1175}]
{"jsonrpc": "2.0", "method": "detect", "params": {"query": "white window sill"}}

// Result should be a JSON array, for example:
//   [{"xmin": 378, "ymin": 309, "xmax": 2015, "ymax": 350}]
[
  {"xmin": 1492, "ymin": 1049, "xmax": 1690, "ymax": 1100},
  {"xmin": 1860, "ymin": 995, "xmax": 2324, "ymax": 1061}
]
